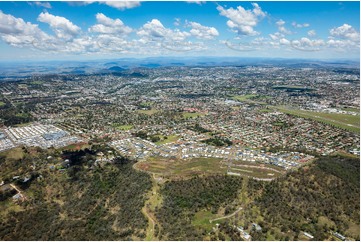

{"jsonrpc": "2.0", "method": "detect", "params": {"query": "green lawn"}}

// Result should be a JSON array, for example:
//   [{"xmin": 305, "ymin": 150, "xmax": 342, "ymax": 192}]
[
  {"xmin": 192, "ymin": 210, "xmax": 218, "ymax": 231},
  {"xmin": 341, "ymin": 107, "xmax": 360, "ymax": 113},
  {"xmin": 182, "ymin": 112, "xmax": 205, "ymax": 119},
  {"xmin": 137, "ymin": 109, "xmax": 159, "ymax": 115},
  {"xmin": 230, "ymin": 95, "xmax": 266, "ymax": 105},
  {"xmin": 155, "ymin": 135, "xmax": 179, "ymax": 145},
  {"xmin": 14, "ymin": 122, "xmax": 32, "ymax": 127},
  {"xmin": 276, "ymin": 106, "xmax": 360, "ymax": 133},
  {"xmin": 140, "ymin": 101, "xmax": 154, "ymax": 106},
  {"xmin": 113, "ymin": 124, "xmax": 133, "ymax": 131}
]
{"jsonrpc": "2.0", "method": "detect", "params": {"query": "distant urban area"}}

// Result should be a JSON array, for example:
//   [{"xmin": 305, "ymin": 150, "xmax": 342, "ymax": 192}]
[{"xmin": 0, "ymin": 62, "xmax": 359, "ymax": 241}]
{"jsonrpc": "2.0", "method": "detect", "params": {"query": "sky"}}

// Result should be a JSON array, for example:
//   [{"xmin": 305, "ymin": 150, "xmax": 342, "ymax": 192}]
[{"xmin": 0, "ymin": 1, "xmax": 359, "ymax": 61}]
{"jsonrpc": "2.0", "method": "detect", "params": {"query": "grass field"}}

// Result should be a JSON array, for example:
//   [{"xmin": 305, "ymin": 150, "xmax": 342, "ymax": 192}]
[
  {"xmin": 192, "ymin": 210, "xmax": 218, "ymax": 231},
  {"xmin": 1, "ymin": 147, "xmax": 24, "ymax": 160},
  {"xmin": 230, "ymin": 95, "xmax": 266, "ymax": 105},
  {"xmin": 136, "ymin": 157, "xmax": 226, "ymax": 178},
  {"xmin": 155, "ymin": 135, "xmax": 179, "ymax": 145},
  {"xmin": 140, "ymin": 101, "xmax": 154, "ymax": 107},
  {"xmin": 136, "ymin": 156, "xmax": 287, "ymax": 180},
  {"xmin": 137, "ymin": 109, "xmax": 159, "ymax": 115},
  {"xmin": 113, "ymin": 124, "xmax": 133, "ymax": 131},
  {"xmin": 346, "ymin": 222, "xmax": 360, "ymax": 238},
  {"xmin": 277, "ymin": 106, "xmax": 360, "ymax": 133},
  {"xmin": 341, "ymin": 107, "xmax": 360, "ymax": 113},
  {"xmin": 0, "ymin": 101, "xmax": 5, "ymax": 107},
  {"xmin": 182, "ymin": 112, "xmax": 205, "ymax": 119}
]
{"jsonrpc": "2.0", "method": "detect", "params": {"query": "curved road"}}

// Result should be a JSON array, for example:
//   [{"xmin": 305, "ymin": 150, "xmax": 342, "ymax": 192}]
[{"xmin": 209, "ymin": 207, "xmax": 243, "ymax": 223}]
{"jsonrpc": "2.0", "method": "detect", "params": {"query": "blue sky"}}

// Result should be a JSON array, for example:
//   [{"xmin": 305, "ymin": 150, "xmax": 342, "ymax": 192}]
[{"xmin": 0, "ymin": 1, "xmax": 359, "ymax": 61}]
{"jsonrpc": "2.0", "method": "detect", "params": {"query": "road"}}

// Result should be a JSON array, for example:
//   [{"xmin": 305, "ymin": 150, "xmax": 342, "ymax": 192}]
[
  {"xmin": 10, "ymin": 183, "xmax": 26, "ymax": 201},
  {"xmin": 142, "ymin": 206, "xmax": 156, "ymax": 241},
  {"xmin": 209, "ymin": 207, "xmax": 243, "ymax": 223}
]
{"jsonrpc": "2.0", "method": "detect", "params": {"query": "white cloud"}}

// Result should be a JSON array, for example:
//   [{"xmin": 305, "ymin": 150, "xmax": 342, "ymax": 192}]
[
  {"xmin": 269, "ymin": 32, "xmax": 284, "ymax": 41},
  {"xmin": 330, "ymin": 24, "xmax": 360, "ymax": 42},
  {"xmin": 186, "ymin": 1, "xmax": 206, "ymax": 5},
  {"xmin": 187, "ymin": 21, "xmax": 219, "ymax": 39},
  {"xmin": 70, "ymin": 1, "xmax": 141, "ymax": 10},
  {"xmin": 327, "ymin": 39, "xmax": 359, "ymax": 50},
  {"xmin": 292, "ymin": 22, "xmax": 310, "ymax": 28},
  {"xmin": 89, "ymin": 13, "xmax": 132, "ymax": 35},
  {"xmin": 308, "ymin": 30, "xmax": 316, "ymax": 37},
  {"xmin": 291, "ymin": 37, "xmax": 325, "ymax": 51},
  {"xmin": 276, "ymin": 19, "xmax": 285, "ymax": 26},
  {"xmin": 276, "ymin": 19, "xmax": 291, "ymax": 35},
  {"xmin": 137, "ymin": 19, "xmax": 190, "ymax": 42},
  {"xmin": 101, "ymin": 1, "xmax": 141, "ymax": 10},
  {"xmin": 174, "ymin": 18, "xmax": 181, "ymax": 26},
  {"xmin": 29, "ymin": 2, "xmax": 52, "ymax": 9},
  {"xmin": 217, "ymin": 3, "xmax": 266, "ymax": 36},
  {"xmin": 0, "ymin": 11, "xmax": 51, "ymax": 47},
  {"xmin": 37, "ymin": 12, "xmax": 80, "ymax": 40},
  {"xmin": 279, "ymin": 38, "xmax": 290, "ymax": 45}
]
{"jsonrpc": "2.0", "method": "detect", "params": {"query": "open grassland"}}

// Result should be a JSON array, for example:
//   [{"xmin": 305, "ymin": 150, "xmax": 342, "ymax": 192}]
[
  {"xmin": 135, "ymin": 157, "xmax": 226, "ymax": 178},
  {"xmin": 1, "ymin": 147, "xmax": 24, "ymax": 160},
  {"xmin": 155, "ymin": 135, "xmax": 179, "ymax": 145},
  {"xmin": 192, "ymin": 210, "xmax": 218, "ymax": 231},
  {"xmin": 341, "ymin": 107, "xmax": 360, "ymax": 113},
  {"xmin": 230, "ymin": 94, "xmax": 267, "ymax": 105},
  {"xmin": 276, "ymin": 106, "xmax": 360, "ymax": 133},
  {"xmin": 30, "ymin": 81, "xmax": 44, "ymax": 85},
  {"xmin": 135, "ymin": 157, "xmax": 287, "ymax": 180},
  {"xmin": 182, "ymin": 112, "xmax": 205, "ymax": 119},
  {"xmin": 137, "ymin": 109, "xmax": 159, "ymax": 115},
  {"xmin": 113, "ymin": 124, "xmax": 133, "ymax": 131}
]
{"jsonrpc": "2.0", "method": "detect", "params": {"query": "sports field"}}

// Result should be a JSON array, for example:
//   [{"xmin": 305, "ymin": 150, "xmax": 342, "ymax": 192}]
[{"xmin": 277, "ymin": 107, "xmax": 360, "ymax": 133}]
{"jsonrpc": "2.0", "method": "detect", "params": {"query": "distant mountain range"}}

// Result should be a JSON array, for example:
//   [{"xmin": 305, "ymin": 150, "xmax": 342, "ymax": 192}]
[{"xmin": 0, "ymin": 57, "xmax": 359, "ymax": 81}]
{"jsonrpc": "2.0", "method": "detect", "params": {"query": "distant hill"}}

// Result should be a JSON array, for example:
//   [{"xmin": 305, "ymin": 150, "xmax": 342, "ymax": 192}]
[{"xmin": 108, "ymin": 66, "xmax": 126, "ymax": 72}]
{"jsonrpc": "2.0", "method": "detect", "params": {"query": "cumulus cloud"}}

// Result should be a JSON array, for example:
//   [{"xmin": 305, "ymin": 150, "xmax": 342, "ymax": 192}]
[
  {"xmin": 89, "ymin": 13, "xmax": 132, "ymax": 35},
  {"xmin": 186, "ymin": 1, "xmax": 206, "ymax": 5},
  {"xmin": 276, "ymin": 19, "xmax": 291, "ymax": 35},
  {"xmin": 69, "ymin": 1, "xmax": 141, "ymax": 10},
  {"xmin": 279, "ymin": 38, "xmax": 290, "ymax": 45},
  {"xmin": 0, "ymin": 11, "xmax": 50, "ymax": 47},
  {"xmin": 37, "ymin": 12, "xmax": 80, "ymax": 40},
  {"xmin": 308, "ymin": 30, "xmax": 316, "ymax": 37},
  {"xmin": 291, "ymin": 37, "xmax": 325, "ymax": 51},
  {"xmin": 101, "ymin": 1, "xmax": 141, "ymax": 10},
  {"xmin": 137, "ymin": 19, "xmax": 190, "ymax": 42},
  {"xmin": 327, "ymin": 39, "xmax": 359, "ymax": 50},
  {"xmin": 187, "ymin": 21, "xmax": 219, "ymax": 39},
  {"xmin": 269, "ymin": 32, "xmax": 284, "ymax": 41},
  {"xmin": 174, "ymin": 18, "xmax": 181, "ymax": 26},
  {"xmin": 330, "ymin": 24, "xmax": 359, "ymax": 42},
  {"xmin": 217, "ymin": 3, "xmax": 266, "ymax": 36},
  {"xmin": 292, "ymin": 22, "xmax": 310, "ymax": 28},
  {"xmin": 29, "ymin": 2, "xmax": 52, "ymax": 9}
]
